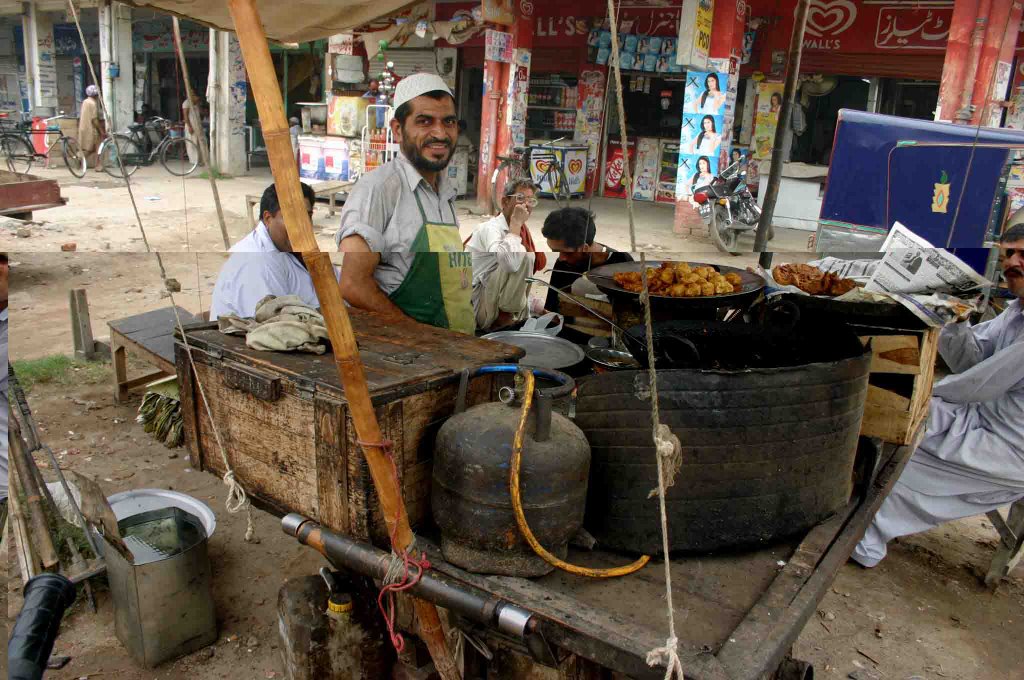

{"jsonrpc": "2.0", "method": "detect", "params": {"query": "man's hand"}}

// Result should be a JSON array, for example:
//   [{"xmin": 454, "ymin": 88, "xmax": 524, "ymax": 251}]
[
  {"xmin": 509, "ymin": 203, "xmax": 530, "ymax": 231},
  {"xmin": 338, "ymin": 236, "xmax": 409, "ymax": 321}
]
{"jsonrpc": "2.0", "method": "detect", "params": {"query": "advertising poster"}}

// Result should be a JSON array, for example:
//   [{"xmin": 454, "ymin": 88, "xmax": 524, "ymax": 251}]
[
  {"xmin": 752, "ymin": 82, "xmax": 784, "ymax": 160},
  {"xmin": 603, "ymin": 137, "xmax": 636, "ymax": 199},
  {"xmin": 632, "ymin": 137, "xmax": 661, "ymax": 202},
  {"xmin": 684, "ymin": 68, "xmax": 729, "ymax": 116},
  {"xmin": 676, "ymin": 151, "xmax": 719, "ymax": 199},
  {"xmin": 574, "ymin": 70, "xmax": 607, "ymax": 192},
  {"xmin": 484, "ymin": 30, "xmax": 514, "ymax": 63},
  {"xmin": 656, "ymin": 140, "xmax": 681, "ymax": 203}
]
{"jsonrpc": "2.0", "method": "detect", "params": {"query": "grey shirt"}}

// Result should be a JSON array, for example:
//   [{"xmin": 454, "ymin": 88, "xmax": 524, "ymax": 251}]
[{"xmin": 336, "ymin": 152, "xmax": 460, "ymax": 295}]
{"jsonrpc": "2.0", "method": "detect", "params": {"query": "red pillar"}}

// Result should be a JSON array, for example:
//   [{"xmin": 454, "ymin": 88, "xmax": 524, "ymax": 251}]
[
  {"xmin": 476, "ymin": 59, "xmax": 504, "ymax": 213},
  {"xmin": 937, "ymin": 0, "xmax": 980, "ymax": 121},
  {"xmin": 494, "ymin": 14, "xmax": 533, "ymax": 198},
  {"xmin": 970, "ymin": 0, "xmax": 1015, "ymax": 125},
  {"xmin": 980, "ymin": 0, "xmax": 1023, "ymax": 126}
]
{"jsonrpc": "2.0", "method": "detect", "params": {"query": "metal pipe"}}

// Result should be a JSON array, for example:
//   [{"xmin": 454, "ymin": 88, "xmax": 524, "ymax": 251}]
[
  {"xmin": 754, "ymin": 0, "xmax": 811, "ymax": 253},
  {"xmin": 282, "ymin": 515, "xmax": 536, "ymax": 642}
]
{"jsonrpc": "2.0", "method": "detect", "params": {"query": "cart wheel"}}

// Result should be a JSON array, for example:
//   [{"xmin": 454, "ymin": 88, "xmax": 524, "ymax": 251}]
[{"xmin": 774, "ymin": 657, "xmax": 814, "ymax": 680}]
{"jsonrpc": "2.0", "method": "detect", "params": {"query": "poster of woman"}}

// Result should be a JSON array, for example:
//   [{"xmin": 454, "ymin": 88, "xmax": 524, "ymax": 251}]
[
  {"xmin": 683, "ymin": 114, "xmax": 723, "ymax": 156},
  {"xmin": 753, "ymin": 82, "xmax": 784, "ymax": 160},
  {"xmin": 690, "ymin": 155, "xmax": 717, "ymax": 192},
  {"xmin": 685, "ymin": 70, "xmax": 728, "ymax": 116}
]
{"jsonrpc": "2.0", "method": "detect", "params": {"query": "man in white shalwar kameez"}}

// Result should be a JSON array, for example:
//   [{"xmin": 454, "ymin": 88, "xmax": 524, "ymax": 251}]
[
  {"xmin": 210, "ymin": 182, "xmax": 323, "ymax": 320},
  {"xmin": 853, "ymin": 225, "xmax": 1024, "ymax": 567}
]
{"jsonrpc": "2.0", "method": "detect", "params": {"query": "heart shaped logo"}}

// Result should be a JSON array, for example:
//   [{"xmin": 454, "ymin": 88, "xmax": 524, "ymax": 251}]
[
  {"xmin": 802, "ymin": 0, "xmax": 857, "ymax": 37},
  {"xmin": 535, "ymin": 160, "xmax": 552, "ymax": 174},
  {"xmin": 568, "ymin": 159, "xmax": 584, "ymax": 175}
]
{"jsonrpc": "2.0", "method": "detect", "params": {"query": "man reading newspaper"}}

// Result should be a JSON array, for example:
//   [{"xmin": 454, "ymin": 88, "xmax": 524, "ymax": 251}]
[{"xmin": 853, "ymin": 224, "xmax": 1024, "ymax": 567}]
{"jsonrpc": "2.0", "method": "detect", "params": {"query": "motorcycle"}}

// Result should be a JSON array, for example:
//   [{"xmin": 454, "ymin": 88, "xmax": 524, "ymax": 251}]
[{"xmin": 692, "ymin": 160, "xmax": 773, "ymax": 254}]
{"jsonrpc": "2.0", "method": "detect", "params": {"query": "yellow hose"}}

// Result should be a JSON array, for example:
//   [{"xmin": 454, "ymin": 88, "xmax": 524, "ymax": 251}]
[{"xmin": 509, "ymin": 371, "xmax": 651, "ymax": 578}]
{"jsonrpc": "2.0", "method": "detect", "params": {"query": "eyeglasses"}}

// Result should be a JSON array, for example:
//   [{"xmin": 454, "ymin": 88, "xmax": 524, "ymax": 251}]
[{"xmin": 507, "ymin": 193, "xmax": 539, "ymax": 207}]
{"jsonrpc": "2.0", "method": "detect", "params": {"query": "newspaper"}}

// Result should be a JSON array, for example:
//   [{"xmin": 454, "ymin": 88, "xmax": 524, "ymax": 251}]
[{"xmin": 865, "ymin": 222, "xmax": 990, "ymax": 296}]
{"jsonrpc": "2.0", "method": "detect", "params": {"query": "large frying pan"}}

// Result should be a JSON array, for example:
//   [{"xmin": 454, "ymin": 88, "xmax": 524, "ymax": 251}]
[{"xmin": 586, "ymin": 260, "xmax": 766, "ymax": 311}]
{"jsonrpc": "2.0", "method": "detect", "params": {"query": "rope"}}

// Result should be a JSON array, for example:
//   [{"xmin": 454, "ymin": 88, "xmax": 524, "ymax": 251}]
[
  {"xmin": 358, "ymin": 438, "xmax": 431, "ymax": 653},
  {"xmin": 606, "ymin": 0, "xmax": 684, "ymax": 673},
  {"xmin": 67, "ymin": 0, "xmax": 258, "ymax": 542},
  {"xmin": 510, "ymin": 370, "xmax": 650, "ymax": 578}
]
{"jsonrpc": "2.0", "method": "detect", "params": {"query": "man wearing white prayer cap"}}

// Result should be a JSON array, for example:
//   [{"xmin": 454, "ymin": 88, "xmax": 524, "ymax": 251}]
[{"xmin": 336, "ymin": 73, "xmax": 475, "ymax": 334}]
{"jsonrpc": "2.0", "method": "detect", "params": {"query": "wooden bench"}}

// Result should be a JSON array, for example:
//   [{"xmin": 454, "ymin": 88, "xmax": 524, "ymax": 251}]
[
  {"xmin": 109, "ymin": 307, "xmax": 197, "ymax": 404},
  {"xmin": 985, "ymin": 499, "xmax": 1024, "ymax": 586},
  {"xmin": 245, "ymin": 179, "xmax": 354, "ymax": 230}
]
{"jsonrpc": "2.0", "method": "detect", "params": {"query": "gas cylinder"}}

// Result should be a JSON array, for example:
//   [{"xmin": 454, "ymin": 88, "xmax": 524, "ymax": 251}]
[{"xmin": 432, "ymin": 365, "xmax": 590, "ymax": 577}]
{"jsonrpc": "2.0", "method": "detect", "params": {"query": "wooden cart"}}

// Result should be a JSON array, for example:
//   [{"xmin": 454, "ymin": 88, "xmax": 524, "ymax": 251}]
[
  {"xmin": 415, "ymin": 430, "xmax": 923, "ymax": 679},
  {"xmin": 175, "ymin": 312, "xmax": 524, "ymax": 546},
  {"xmin": 0, "ymin": 169, "xmax": 66, "ymax": 219}
]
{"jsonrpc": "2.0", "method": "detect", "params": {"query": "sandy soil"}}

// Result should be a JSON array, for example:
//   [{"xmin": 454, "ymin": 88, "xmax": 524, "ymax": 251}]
[
  {"xmin": 6, "ymin": 253, "xmax": 1022, "ymax": 680},
  {"xmin": 0, "ymin": 165, "xmax": 814, "ymax": 255}
]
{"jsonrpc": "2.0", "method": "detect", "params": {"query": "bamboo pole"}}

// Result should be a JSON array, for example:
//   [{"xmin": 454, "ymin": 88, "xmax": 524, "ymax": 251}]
[
  {"xmin": 10, "ymin": 418, "xmax": 59, "ymax": 570},
  {"xmin": 8, "ymin": 456, "xmax": 38, "ymax": 583},
  {"xmin": 172, "ymin": 17, "xmax": 232, "ymax": 250},
  {"xmin": 224, "ymin": 2, "xmax": 458, "ymax": 676},
  {"xmin": 754, "ymin": 0, "xmax": 811, "ymax": 258}
]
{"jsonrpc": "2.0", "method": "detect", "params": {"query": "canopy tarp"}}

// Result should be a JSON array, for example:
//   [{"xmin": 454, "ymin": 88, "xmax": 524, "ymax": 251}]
[{"xmin": 117, "ymin": 0, "xmax": 420, "ymax": 44}]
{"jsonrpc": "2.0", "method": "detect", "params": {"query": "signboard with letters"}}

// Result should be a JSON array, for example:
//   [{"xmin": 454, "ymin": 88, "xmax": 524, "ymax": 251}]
[{"xmin": 677, "ymin": 0, "xmax": 714, "ymax": 70}]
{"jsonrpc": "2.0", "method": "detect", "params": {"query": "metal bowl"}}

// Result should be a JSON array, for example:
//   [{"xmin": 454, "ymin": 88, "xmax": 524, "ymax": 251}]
[{"xmin": 586, "ymin": 347, "xmax": 641, "ymax": 372}]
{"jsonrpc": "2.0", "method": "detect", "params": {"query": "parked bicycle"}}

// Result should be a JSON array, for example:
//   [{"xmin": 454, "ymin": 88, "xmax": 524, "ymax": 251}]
[
  {"xmin": 0, "ymin": 111, "xmax": 87, "ymax": 177},
  {"xmin": 99, "ymin": 116, "xmax": 200, "ymax": 178},
  {"xmin": 491, "ymin": 137, "xmax": 572, "ymax": 214}
]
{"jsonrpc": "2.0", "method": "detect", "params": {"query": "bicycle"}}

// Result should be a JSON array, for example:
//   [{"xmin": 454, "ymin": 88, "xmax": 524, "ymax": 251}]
[
  {"xmin": 491, "ymin": 137, "xmax": 572, "ymax": 214},
  {"xmin": 98, "ymin": 116, "xmax": 200, "ymax": 178},
  {"xmin": 0, "ymin": 111, "xmax": 87, "ymax": 177}
]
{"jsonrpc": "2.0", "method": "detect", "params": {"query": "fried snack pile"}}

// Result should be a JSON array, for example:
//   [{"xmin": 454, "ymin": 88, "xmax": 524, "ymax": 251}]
[
  {"xmin": 613, "ymin": 262, "xmax": 742, "ymax": 297},
  {"xmin": 772, "ymin": 263, "xmax": 858, "ymax": 297}
]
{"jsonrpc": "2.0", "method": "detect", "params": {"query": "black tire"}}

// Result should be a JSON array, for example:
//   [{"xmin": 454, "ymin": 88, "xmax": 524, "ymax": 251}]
[
  {"xmin": 709, "ymin": 204, "xmax": 739, "ymax": 254},
  {"xmin": 574, "ymin": 341, "xmax": 871, "ymax": 554},
  {"xmin": 101, "ymin": 134, "xmax": 141, "ymax": 178},
  {"xmin": 161, "ymin": 137, "xmax": 199, "ymax": 176},
  {"xmin": 61, "ymin": 138, "xmax": 87, "ymax": 178},
  {"xmin": 0, "ymin": 134, "xmax": 34, "ymax": 174}
]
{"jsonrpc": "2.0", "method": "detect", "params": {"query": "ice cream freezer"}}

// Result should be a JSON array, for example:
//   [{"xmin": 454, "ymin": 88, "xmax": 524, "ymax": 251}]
[
  {"xmin": 528, "ymin": 144, "xmax": 588, "ymax": 198},
  {"xmin": 298, "ymin": 135, "xmax": 360, "ymax": 182}
]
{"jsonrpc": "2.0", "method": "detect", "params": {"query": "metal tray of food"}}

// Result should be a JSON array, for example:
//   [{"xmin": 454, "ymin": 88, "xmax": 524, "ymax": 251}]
[{"xmin": 586, "ymin": 260, "xmax": 765, "ymax": 310}]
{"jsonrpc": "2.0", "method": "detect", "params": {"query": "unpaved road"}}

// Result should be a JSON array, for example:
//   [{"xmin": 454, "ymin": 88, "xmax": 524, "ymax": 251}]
[{"xmin": 6, "ymin": 253, "xmax": 1021, "ymax": 680}]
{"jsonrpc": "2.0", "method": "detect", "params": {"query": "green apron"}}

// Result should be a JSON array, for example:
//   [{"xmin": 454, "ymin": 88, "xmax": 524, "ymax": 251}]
[{"xmin": 388, "ymin": 189, "xmax": 475, "ymax": 334}]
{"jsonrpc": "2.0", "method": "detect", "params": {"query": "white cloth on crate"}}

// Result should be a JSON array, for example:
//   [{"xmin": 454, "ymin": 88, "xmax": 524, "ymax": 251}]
[
  {"xmin": 466, "ymin": 213, "xmax": 535, "ymax": 327},
  {"xmin": 209, "ymin": 222, "xmax": 326, "ymax": 321},
  {"xmin": 853, "ymin": 299, "xmax": 1024, "ymax": 567},
  {"xmin": 218, "ymin": 295, "xmax": 330, "ymax": 354},
  {"xmin": 0, "ymin": 308, "xmax": 8, "ymax": 502}
]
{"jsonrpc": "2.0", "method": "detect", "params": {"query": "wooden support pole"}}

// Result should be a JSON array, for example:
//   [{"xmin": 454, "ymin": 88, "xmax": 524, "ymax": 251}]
[
  {"xmin": 69, "ymin": 288, "xmax": 95, "ymax": 360},
  {"xmin": 172, "ymin": 17, "xmax": 231, "ymax": 250},
  {"xmin": 224, "ymin": 2, "xmax": 458, "ymax": 677},
  {"xmin": 754, "ymin": 0, "xmax": 810, "ymax": 256}
]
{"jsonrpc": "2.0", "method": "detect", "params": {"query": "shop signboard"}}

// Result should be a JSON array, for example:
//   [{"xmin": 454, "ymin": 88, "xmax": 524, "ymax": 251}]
[
  {"xmin": 752, "ymin": 82, "xmax": 784, "ymax": 160},
  {"xmin": 484, "ymin": 30, "xmax": 514, "ymax": 63},
  {"xmin": 676, "ymin": 0, "xmax": 714, "ymax": 70},
  {"xmin": 631, "ymin": 137, "xmax": 661, "ymax": 202},
  {"xmin": 328, "ymin": 33, "xmax": 354, "ymax": 55},
  {"xmin": 482, "ymin": 0, "xmax": 515, "ymax": 26},
  {"xmin": 656, "ymin": 140, "xmax": 681, "ymax": 204}
]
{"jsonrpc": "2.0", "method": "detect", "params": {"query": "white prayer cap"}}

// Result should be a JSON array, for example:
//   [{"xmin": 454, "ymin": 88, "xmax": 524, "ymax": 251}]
[{"xmin": 393, "ymin": 73, "xmax": 453, "ymax": 112}]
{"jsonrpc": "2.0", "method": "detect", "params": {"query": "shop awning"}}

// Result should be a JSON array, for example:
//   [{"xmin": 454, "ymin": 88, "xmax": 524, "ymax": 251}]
[{"xmin": 116, "ymin": 0, "xmax": 420, "ymax": 44}]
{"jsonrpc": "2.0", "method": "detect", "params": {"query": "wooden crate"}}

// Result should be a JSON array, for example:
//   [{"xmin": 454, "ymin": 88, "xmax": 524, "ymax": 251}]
[
  {"xmin": 858, "ymin": 326, "xmax": 940, "ymax": 445},
  {"xmin": 175, "ymin": 311, "xmax": 523, "ymax": 547}
]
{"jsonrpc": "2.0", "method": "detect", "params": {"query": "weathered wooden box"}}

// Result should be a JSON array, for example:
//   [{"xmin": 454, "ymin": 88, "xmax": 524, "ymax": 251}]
[
  {"xmin": 858, "ymin": 326, "xmax": 940, "ymax": 445},
  {"xmin": 175, "ymin": 311, "xmax": 523, "ymax": 547}
]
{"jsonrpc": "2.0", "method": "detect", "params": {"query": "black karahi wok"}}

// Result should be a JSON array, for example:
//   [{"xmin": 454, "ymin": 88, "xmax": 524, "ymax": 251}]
[{"xmin": 586, "ymin": 260, "xmax": 765, "ymax": 311}]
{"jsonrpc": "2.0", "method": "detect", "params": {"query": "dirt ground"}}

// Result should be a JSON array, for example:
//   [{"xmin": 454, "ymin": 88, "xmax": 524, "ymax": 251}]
[
  {"xmin": 0, "ymin": 165, "xmax": 814, "ymax": 255},
  {"xmin": 5, "ymin": 254, "xmax": 1023, "ymax": 680}
]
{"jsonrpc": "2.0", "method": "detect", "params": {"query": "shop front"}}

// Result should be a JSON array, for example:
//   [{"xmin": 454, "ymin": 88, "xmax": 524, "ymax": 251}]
[{"xmin": 740, "ymin": 0, "xmax": 952, "ymax": 230}]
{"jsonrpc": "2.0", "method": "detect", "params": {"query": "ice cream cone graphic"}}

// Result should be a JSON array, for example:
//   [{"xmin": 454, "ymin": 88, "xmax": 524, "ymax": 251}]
[{"xmin": 932, "ymin": 171, "xmax": 950, "ymax": 213}]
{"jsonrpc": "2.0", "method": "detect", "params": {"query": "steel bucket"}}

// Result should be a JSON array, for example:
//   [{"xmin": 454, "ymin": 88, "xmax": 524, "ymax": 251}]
[{"xmin": 104, "ymin": 506, "xmax": 217, "ymax": 667}]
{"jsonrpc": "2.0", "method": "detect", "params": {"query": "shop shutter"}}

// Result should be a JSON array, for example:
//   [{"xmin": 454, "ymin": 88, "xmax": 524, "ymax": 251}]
[
  {"xmin": 800, "ymin": 52, "xmax": 944, "ymax": 81},
  {"xmin": 381, "ymin": 49, "xmax": 440, "ymax": 78}
]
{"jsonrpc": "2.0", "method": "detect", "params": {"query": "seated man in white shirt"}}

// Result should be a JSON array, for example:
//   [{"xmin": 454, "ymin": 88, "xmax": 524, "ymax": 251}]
[
  {"xmin": 466, "ymin": 179, "xmax": 545, "ymax": 331},
  {"xmin": 210, "ymin": 182, "xmax": 320, "ymax": 320}
]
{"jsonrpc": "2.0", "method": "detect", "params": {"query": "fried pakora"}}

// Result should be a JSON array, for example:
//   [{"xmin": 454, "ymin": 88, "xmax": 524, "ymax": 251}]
[
  {"xmin": 772, "ymin": 263, "xmax": 859, "ymax": 297},
  {"xmin": 611, "ymin": 261, "xmax": 738, "ymax": 298}
]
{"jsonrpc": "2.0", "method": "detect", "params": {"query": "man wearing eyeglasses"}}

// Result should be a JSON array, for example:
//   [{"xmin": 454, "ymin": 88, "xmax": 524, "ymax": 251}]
[
  {"xmin": 210, "ymin": 181, "xmax": 331, "ymax": 320},
  {"xmin": 465, "ymin": 179, "xmax": 547, "ymax": 331},
  {"xmin": 853, "ymin": 223, "xmax": 1024, "ymax": 568}
]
